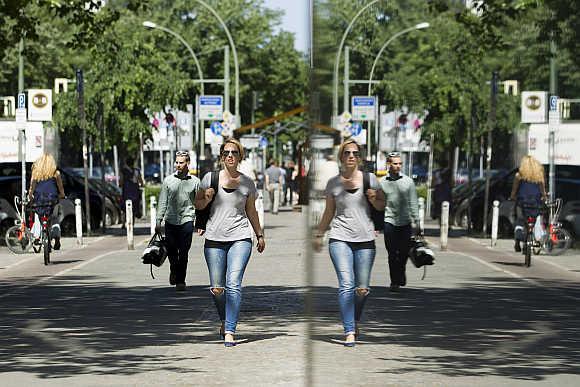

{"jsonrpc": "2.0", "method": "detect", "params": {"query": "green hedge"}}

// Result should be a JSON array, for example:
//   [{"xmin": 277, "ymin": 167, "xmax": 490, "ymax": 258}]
[
  {"xmin": 416, "ymin": 184, "xmax": 428, "ymax": 200},
  {"xmin": 144, "ymin": 184, "xmax": 161, "ymax": 203}
]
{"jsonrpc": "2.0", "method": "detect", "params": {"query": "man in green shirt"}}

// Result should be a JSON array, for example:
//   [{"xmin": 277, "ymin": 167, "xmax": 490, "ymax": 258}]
[
  {"xmin": 155, "ymin": 151, "xmax": 200, "ymax": 291},
  {"xmin": 380, "ymin": 152, "xmax": 419, "ymax": 292}
]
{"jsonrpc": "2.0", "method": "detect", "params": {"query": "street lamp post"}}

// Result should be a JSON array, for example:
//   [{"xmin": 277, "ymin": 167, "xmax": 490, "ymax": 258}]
[
  {"xmin": 363, "ymin": 22, "xmax": 429, "ymax": 169},
  {"xmin": 194, "ymin": 0, "xmax": 240, "ymax": 124},
  {"xmin": 142, "ymin": 21, "xmax": 205, "ymax": 96},
  {"xmin": 333, "ymin": 0, "xmax": 380, "ymax": 120}
]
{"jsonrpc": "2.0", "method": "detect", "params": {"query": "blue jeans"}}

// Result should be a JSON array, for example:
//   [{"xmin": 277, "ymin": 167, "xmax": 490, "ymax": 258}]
[
  {"xmin": 328, "ymin": 239, "xmax": 375, "ymax": 335},
  {"xmin": 204, "ymin": 239, "xmax": 252, "ymax": 334}
]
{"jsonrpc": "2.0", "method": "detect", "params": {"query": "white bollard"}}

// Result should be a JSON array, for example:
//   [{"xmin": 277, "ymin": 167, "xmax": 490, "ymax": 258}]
[
  {"xmin": 440, "ymin": 201, "xmax": 449, "ymax": 251},
  {"xmin": 418, "ymin": 197, "xmax": 425, "ymax": 233},
  {"xmin": 256, "ymin": 189, "xmax": 265, "ymax": 230},
  {"xmin": 150, "ymin": 196, "xmax": 157, "ymax": 236},
  {"xmin": 491, "ymin": 200, "xmax": 499, "ymax": 247},
  {"xmin": 75, "ymin": 198, "xmax": 83, "ymax": 246},
  {"xmin": 126, "ymin": 200, "xmax": 134, "ymax": 250}
]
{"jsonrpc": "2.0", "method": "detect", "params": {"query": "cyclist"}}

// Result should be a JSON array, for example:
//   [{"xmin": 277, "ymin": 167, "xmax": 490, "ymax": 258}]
[
  {"xmin": 28, "ymin": 153, "xmax": 66, "ymax": 250},
  {"xmin": 510, "ymin": 155, "xmax": 547, "ymax": 252}
]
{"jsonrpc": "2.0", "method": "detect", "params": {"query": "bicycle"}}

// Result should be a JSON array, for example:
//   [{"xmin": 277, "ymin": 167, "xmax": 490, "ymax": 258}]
[
  {"xmin": 4, "ymin": 196, "xmax": 57, "ymax": 265},
  {"xmin": 532, "ymin": 198, "xmax": 573, "ymax": 257},
  {"xmin": 520, "ymin": 198, "xmax": 573, "ymax": 267}
]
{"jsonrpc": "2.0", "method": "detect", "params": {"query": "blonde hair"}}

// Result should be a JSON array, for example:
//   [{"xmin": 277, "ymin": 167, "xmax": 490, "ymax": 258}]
[
  {"xmin": 220, "ymin": 138, "xmax": 245, "ymax": 163},
  {"xmin": 337, "ymin": 139, "xmax": 363, "ymax": 165},
  {"xmin": 31, "ymin": 154, "xmax": 58, "ymax": 181},
  {"xmin": 518, "ymin": 155, "xmax": 544, "ymax": 184}
]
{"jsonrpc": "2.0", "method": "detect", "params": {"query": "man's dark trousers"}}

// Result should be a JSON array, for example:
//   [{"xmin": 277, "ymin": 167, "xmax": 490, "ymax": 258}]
[
  {"xmin": 165, "ymin": 221, "xmax": 194, "ymax": 284},
  {"xmin": 383, "ymin": 222, "xmax": 412, "ymax": 286}
]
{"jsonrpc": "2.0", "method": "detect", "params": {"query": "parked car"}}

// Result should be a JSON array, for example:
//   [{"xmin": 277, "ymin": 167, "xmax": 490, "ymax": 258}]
[
  {"xmin": 450, "ymin": 169, "xmax": 515, "ymax": 231},
  {"xmin": 144, "ymin": 163, "xmax": 161, "ymax": 183},
  {"xmin": 61, "ymin": 168, "xmax": 124, "ymax": 228},
  {"xmin": 68, "ymin": 166, "xmax": 117, "ymax": 184}
]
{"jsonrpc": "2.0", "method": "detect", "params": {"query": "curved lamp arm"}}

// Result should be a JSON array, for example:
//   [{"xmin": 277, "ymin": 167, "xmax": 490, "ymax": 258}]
[
  {"xmin": 367, "ymin": 22, "xmax": 429, "ymax": 96},
  {"xmin": 143, "ymin": 21, "xmax": 205, "ymax": 96}
]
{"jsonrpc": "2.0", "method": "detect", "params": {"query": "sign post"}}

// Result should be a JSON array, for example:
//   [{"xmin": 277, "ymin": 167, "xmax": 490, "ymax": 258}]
[
  {"xmin": 16, "ymin": 93, "xmax": 26, "ymax": 215},
  {"xmin": 548, "ymin": 95, "xmax": 559, "ymax": 202}
]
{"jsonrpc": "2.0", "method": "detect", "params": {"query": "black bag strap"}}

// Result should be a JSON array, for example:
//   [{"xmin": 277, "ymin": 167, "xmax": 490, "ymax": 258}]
[
  {"xmin": 362, "ymin": 171, "xmax": 370, "ymax": 192},
  {"xmin": 211, "ymin": 170, "xmax": 220, "ymax": 191}
]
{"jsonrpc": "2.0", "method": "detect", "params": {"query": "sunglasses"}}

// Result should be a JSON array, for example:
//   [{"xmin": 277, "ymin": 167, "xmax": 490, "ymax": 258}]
[
  {"xmin": 222, "ymin": 150, "xmax": 240, "ymax": 157},
  {"xmin": 175, "ymin": 151, "xmax": 189, "ymax": 157},
  {"xmin": 388, "ymin": 151, "xmax": 401, "ymax": 158},
  {"xmin": 343, "ymin": 150, "xmax": 361, "ymax": 157}
]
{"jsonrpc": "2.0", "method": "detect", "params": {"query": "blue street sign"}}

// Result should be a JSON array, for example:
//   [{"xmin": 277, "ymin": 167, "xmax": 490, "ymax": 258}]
[
  {"xmin": 200, "ymin": 96, "xmax": 223, "ymax": 105},
  {"xmin": 259, "ymin": 136, "xmax": 268, "ymax": 148},
  {"xmin": 352, "ymin": 97, "xmax": 375, "ymax": 106},
  {"xmin": 17, "ymin": 93, "xmax": 25, "ymax": 109},
  {"xmin": 350, "ymin": 122, "xmax": 363, "ymax": 136},
  {"xmin": 549, "ymin": 95, "xmax": 558, "ymax": 111},
  {"xmin": 210, "ymin": 121, "xmax": 223, "ymax": 135}
]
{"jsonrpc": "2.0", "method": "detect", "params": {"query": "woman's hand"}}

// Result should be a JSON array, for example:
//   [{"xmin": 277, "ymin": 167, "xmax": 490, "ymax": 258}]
[
  {"xmin": 256, "ymin": 235, "xmax": 265, "ymax": 253},
  {"xmin": 204, "ymin": 188, "xmax": 215, "ymax": 201},
  {"xmin": 312, "ymin": 234, "xmax": 323, "ymax": 252},
  {"xmin": 366, "ymin": 188, "xmax": 377, "ymax": 201}
]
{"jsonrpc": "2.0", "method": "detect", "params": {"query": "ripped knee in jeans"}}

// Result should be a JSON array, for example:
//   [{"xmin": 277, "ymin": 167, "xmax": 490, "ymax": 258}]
[
  {"xmin": 210, "ymin": 287, "xmax": 224, "ymax": 296},
  {"xmin": 355, "ymin": 288, "xmax": 369, "ymax": 297}
]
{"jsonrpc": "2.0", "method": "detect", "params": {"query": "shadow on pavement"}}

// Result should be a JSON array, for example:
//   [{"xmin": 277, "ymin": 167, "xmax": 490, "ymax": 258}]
[
  {"xmin": 311, "ymin": 280, "xmax": 580, "ymax": 381},
  {"xmin": 0, "ymin": 279, "xmax": 304, "ymax": 379}
]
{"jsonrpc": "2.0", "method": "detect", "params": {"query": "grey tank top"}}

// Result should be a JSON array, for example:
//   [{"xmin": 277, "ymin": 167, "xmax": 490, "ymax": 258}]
[
  {"xmin": 324, "ymin": 173, "xmax": 379, "ymax": 242},
  {"xmin": 201, "ymin": 171, "xmax": 257, "ymax": 241}
]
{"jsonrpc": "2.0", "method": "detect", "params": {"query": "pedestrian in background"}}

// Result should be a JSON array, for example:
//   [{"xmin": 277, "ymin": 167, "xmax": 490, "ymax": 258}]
[
  {"xmin": 120, "ymin": 156, "xmax": 144, "ymax": 223},
  {"xmin": 314, "ymin": 140, "xmax": 384, "ymax": 347},
  {"xmin": 433, "ymin": 168, "xmax": 452, "ymax": 223},
  {"xmin": 265, "ymin": 159, "xmax": 283, "ymax": 214},
  {"xmin": 28, "ymin": 153, "xmax": 66, "ymax": 250},
  {"xmin": 510, "ymin": 155, "xmax": 547, "ymax": 252},
  {"xmin": 380, "ymin": 151, "xmax": 419, "ymax": 292},
  {"xmin": 155, "ymin": 151, "xmax": 200, "ymax": 291},
  {"xmin": 195, "ymin": 138, "xmax": 265, "ymax": 347}
]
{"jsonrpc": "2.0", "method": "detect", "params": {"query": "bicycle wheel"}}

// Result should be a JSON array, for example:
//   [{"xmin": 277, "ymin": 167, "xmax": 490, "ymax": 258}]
[
  {"xmin": 42, "ymin": 230, "xmax": 51, "ymax": 265},
  {"xmin": 524, "ymin": 232, "xmax": 532, "ymax": 267},
  {"xmin": 546, "ymin": 228, "xmax": 572, "ymax": 256},
  {"xmin": 5, "ymin": 225, "xmax": 32, "ymax": 254}
]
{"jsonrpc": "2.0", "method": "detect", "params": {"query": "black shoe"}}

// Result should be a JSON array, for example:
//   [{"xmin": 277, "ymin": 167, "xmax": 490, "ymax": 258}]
[
  {"xmin": 169, "ymin": 272, "xmax": 176, "ymax": 285},
  {"xmin": 176, "ymin": 283, "xmax": 186, "ymax": 291},
  {"xmin": 400, "ymin": 273, "xmax": 406, "ymax": 287},
  {"xmin": 514, "ymin": 241, "xmax": 521, "ymax": 252},
  {"xmin": 389, "ymin": 284, "xmax": 400, "ymax": 292},
  {"xmin": 53, "ymin": 238, "xmax": 61, "ymax": 251}
]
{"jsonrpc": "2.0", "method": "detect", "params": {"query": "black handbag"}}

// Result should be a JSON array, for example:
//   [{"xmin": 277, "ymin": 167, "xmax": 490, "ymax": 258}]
[
  {"xmin": 194, "ymin": 170, "xmax": 220, "ymax": 230},
  {"xmin": 408, "ymin": 235, "xmax": 435, "ymax": 279},
  {"xmin": 142, "ymin": 233, "xmax": 168, "ymax": 278}
]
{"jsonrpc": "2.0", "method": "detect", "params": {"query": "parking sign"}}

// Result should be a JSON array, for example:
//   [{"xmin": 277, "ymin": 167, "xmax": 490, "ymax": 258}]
[{"xmin": 17, "ymin": 93, "xmax": 26, "ymax": 109}]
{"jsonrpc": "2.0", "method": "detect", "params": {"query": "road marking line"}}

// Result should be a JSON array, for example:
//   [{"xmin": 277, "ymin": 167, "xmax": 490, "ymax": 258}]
[
  {"xmin": 464, "ymin": 237, "xmax": 579, "ymax": 275},
  {"xmin": 0, "ymin": 249, "xmax": 122, "ymax": 300},
  {"xmin": 448, "ymin": 251, "xmax": 542, "ymax": 287},
  {"xmin": 449, "ymin": 250, "xmax": 580, "ymax": 302},
  {"xmin": 3, "ymin": 255, "xmax": 38, "ymax": 270},
  {"xmin": 1, "ymin": 236, "xmax": 109, "ymax": 271},
  {"xmin": 536, "ymin": 257, "xmax": 577, "ymax": 273}
]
